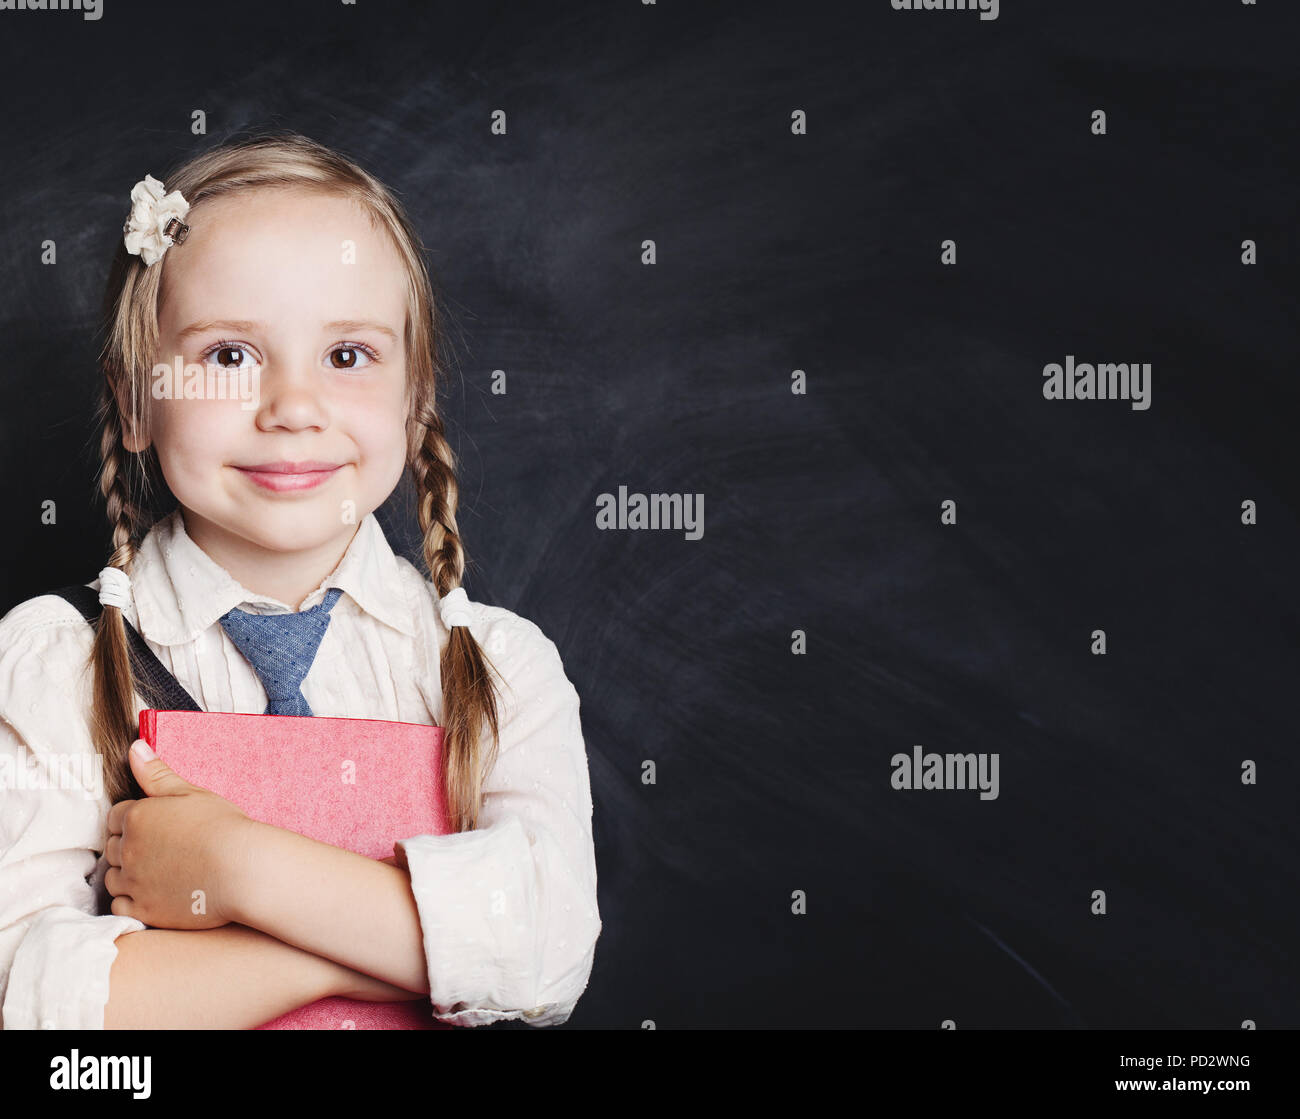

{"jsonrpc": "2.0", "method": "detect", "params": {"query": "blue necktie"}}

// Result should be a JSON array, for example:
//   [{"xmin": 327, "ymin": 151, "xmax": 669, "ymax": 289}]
[{"xmin": 218, "ymin": 587, "xmax": 344, "ymax": 716}]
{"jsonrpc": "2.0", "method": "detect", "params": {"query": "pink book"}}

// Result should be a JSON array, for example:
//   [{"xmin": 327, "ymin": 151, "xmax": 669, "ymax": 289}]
[{"xmin": 138, "ymin": 708, "xmax": 454, "ymax": 1030}]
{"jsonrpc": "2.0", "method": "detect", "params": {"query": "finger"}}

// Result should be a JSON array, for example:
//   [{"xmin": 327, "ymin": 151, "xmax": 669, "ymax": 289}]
[
  {"xmin": 104, "ymin": 865, "xmax": 128, "ymax": 898},
  {"xmin": 105, "ymin": 834, "xmax": 121, "ymax": 867},
  {"xmin": 128, "ymin": 741, "xmax": 193, "ymax": 798},
  {"xmin": 106, "ymin": 798, "xmax": 136, "ymax": 836}
]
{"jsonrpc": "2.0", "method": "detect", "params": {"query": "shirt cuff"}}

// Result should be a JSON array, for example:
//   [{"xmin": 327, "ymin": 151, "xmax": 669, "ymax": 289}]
[
  {"xmin": 397, "ymin": 816, "xmax": 556, "ymax": 1027},
  {"xmin": 3, "ymin": 908, "xmax": 147, "ymax": 1030},
  {"xmin": 436, "ymin": 1001, "xmax": 575, "ymax": 1028}
]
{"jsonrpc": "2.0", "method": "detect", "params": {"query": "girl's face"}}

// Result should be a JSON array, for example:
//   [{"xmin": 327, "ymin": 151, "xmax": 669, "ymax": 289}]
[{"xmin": 128, "ymin": 186, "xmax": 411, "ymax": 598}]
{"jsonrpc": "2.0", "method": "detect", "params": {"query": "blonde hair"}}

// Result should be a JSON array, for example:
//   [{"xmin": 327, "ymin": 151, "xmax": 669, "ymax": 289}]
[{"xmin": 91, "ymin": 130, "xmax": 501, "ymax": 832}]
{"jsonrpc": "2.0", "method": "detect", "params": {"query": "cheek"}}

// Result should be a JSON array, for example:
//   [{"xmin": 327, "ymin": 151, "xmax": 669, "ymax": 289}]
[
  {"xmin": 151, "ymin": 402, "xmax": 237, "ymax": 472},
  {"xmin": 353, "ymin": 397, "xmax": 411, "ymax": 471},
  {"xmin": 374, "ymin": 421, "xmax": 413, "ymax": 481}
]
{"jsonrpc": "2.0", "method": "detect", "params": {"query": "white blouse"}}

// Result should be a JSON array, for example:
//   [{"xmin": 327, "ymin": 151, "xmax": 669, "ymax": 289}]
[{"xmin": 0, "ymin": 508, "xmax": 601, "ymax": 1029}]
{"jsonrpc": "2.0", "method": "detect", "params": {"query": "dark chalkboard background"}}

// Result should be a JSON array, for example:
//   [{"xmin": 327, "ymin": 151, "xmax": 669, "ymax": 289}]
[{"xmin": 0, "ymin": 0, "xmax": 1297, "ymax": 1030}]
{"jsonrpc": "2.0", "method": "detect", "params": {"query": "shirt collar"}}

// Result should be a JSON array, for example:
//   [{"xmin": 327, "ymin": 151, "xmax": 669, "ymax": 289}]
[{"xmin": 132, "ymin": 508, "xmax": 418, "ymax": 646}]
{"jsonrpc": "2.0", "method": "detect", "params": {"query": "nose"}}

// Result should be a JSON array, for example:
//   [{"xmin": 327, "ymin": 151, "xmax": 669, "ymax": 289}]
[{"xmin": 252, "ymin": 359, "xmax": 329, "ymax": 433}]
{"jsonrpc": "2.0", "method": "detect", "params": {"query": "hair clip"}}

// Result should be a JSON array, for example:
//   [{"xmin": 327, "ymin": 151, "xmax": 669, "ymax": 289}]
[
  {"xmin": 163, "ymin": 216, "xmax": 190, "ymax": 244},
  {"xmin": 122, "ymin": 174, "xmax": 191, "ymax": 266}
]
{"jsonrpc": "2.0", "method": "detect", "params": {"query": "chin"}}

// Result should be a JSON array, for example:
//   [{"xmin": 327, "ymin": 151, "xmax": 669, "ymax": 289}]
[
  {"xmin": 201, "ymin": 505, "xmax": 351, "ymax": 549},
  {"xmin": 250, "ymin": 514, "xmax": 355, "ymax": 547}
]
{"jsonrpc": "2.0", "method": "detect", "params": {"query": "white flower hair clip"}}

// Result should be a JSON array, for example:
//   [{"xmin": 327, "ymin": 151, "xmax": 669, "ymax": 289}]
[{"xmin": 122, "ymin": 174, "xmax": 191, "ymax": 266}]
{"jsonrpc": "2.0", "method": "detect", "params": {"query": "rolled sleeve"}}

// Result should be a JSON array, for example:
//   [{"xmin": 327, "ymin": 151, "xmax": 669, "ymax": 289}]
[
  {"xmin": 396, "ymin": 614, "xmax": 601, "ymax": 1027},
  {"xmin": 0, "ymin": 599, "xmax": 147, "ymax": 1030},
  {"xmin": 3, "ymin": 906, "xmax": 146, "ymax": 1030}
]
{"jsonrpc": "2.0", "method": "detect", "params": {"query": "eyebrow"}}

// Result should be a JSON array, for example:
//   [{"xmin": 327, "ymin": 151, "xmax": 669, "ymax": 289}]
[{"xmin": 175, "ymin": 319, "xmax": 400, "ymax": 343}]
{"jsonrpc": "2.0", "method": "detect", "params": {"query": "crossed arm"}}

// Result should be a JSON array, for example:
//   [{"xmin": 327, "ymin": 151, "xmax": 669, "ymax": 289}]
[
  {"xmin": 227, "ymin": 818, "xmax": 430, "ymax": 993},
  {"xmin": 103, "ymin": 824, "xmax": 430, "ymax": 1030},
  {"xmin": 102, "ymin": 744, "xmax": 433, "ymax": 1028}
]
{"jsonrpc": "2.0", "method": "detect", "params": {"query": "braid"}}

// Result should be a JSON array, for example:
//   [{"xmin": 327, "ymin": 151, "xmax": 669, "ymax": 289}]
[
  {"xmin": 87, "ymin": 384, "xmax": 151, "ymax": 804},
  {"xmin": 410, "ymin": 397, "xmax": 502, "ymax": 833},
  {"xmin": 410, "ymin": 401, "xmax": 464, "ymax": 594}
]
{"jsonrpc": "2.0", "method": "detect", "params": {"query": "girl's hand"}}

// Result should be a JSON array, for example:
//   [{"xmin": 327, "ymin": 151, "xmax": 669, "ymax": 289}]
[{"xmin": 104, "ymin": 739, "xmax": 254, "ymax": 931}]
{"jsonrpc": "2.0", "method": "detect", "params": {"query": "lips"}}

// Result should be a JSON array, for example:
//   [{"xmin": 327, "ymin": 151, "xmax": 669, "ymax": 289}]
[
  {"xmin": 238, "ymin": 461, "xmax": 341, "ymax": 474},
  {"xmin": 234, "ymin": 461, "xmax": 344, "ymax": 492}
]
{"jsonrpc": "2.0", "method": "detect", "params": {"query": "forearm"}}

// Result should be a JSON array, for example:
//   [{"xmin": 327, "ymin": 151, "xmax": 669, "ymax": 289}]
[
  {"xmin": 230, "ymin": 821, "xmax": 430, "ymax": 995},
  {"xmin": 103, "ymin": 923, "xmax": 342, "ymax": 1030}
]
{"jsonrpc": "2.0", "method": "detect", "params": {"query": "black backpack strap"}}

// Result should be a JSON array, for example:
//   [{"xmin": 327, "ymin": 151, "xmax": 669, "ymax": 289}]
[{"xmin": 52, "ymin": 585, "xmax": 203, "ymax": 713}]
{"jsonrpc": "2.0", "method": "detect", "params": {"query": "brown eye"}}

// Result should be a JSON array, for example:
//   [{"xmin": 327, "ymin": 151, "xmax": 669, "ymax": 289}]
[
  {"xmin": 328, "ymin": 345, "xmax": 376, "ymax": 370},
  {"xmin": 214, "ymin": 346, "xmax": 245, "ymax": 367}
]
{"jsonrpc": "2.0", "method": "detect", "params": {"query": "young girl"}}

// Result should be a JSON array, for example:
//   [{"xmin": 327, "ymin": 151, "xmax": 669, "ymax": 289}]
[{"xmin": 0, "ymin": 131, "xmax": 601, "ymax": 1030}]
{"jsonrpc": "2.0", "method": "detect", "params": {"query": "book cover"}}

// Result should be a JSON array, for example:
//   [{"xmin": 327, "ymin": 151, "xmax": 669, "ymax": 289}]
[{"xmin": 139, "ymin": 708, "xmax": 453, "ymax": 1030}]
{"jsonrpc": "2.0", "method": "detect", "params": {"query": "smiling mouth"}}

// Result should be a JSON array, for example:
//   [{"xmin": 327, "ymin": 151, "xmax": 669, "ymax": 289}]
[{"xmin": 233, "ymin": 462, "xmax": 344, "ymax": 492}]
